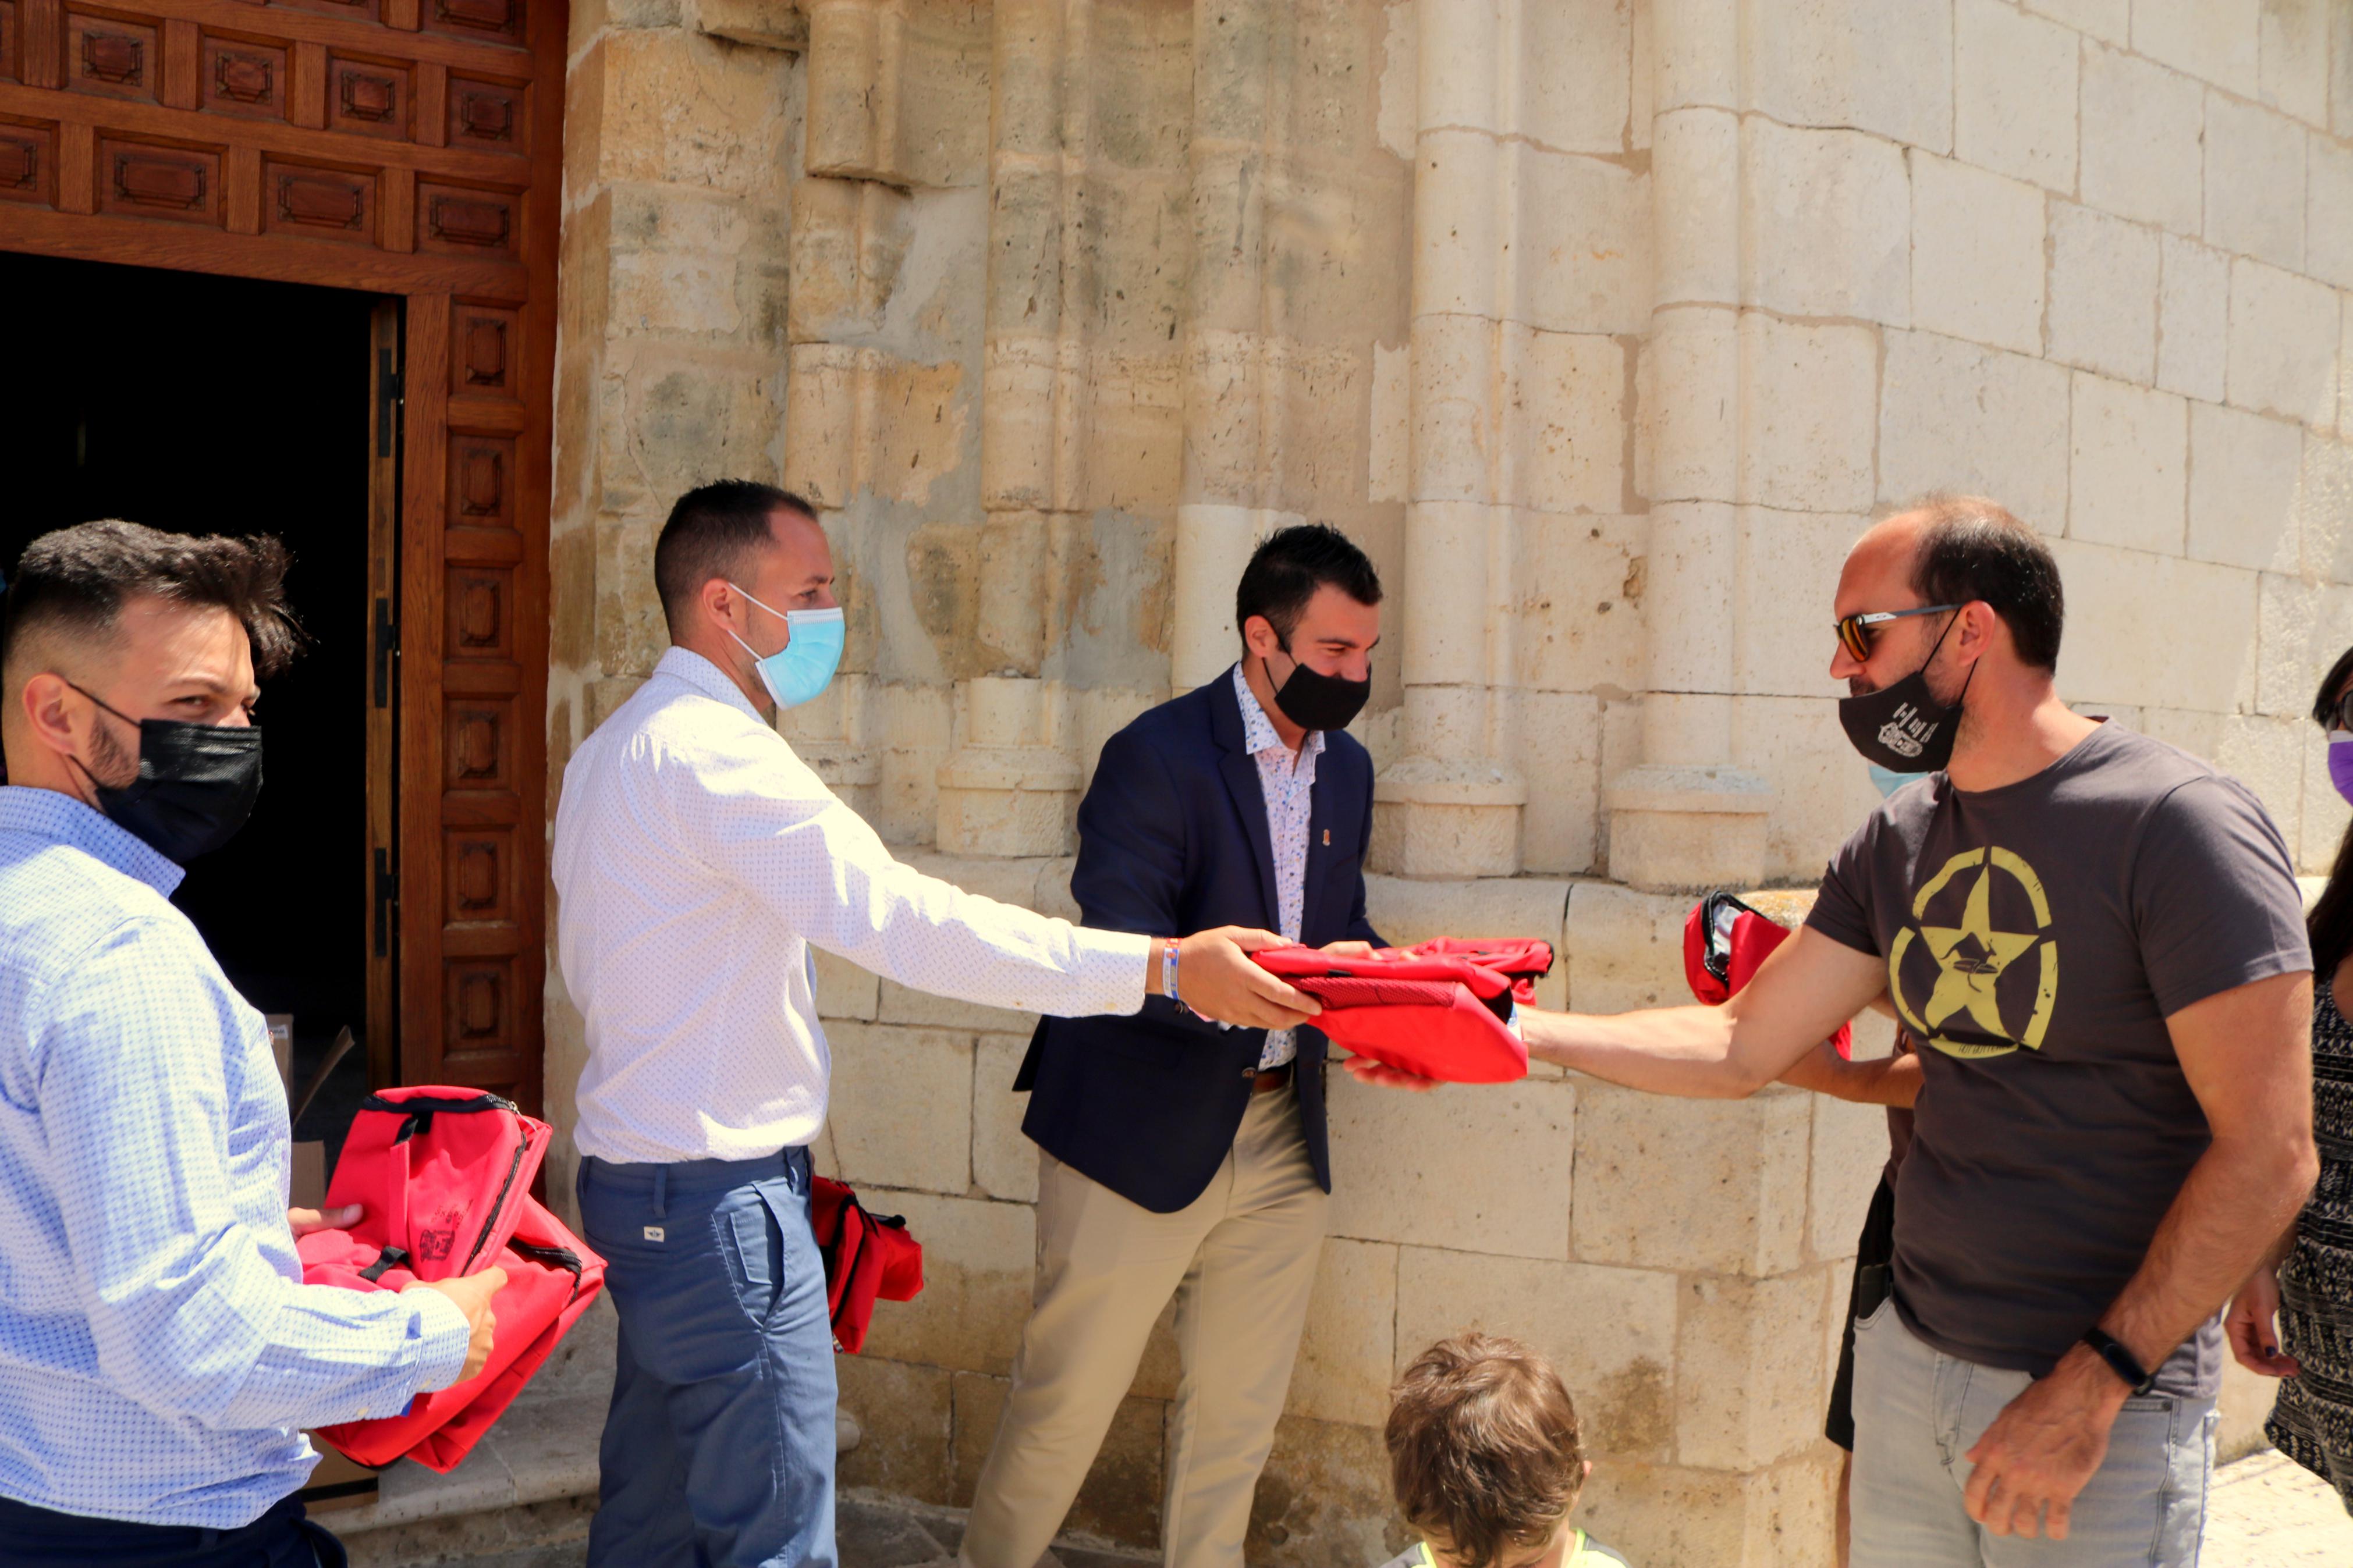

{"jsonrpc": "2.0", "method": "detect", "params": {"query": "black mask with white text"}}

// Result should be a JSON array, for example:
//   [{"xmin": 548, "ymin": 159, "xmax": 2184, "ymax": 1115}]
[
  {"xmin": 1836, "ymin": 616, "xmax": 1975, "ymax": 774},
  {"xmin": 70, "ymin": 684, "xmax": 264, "ymax": 862}
]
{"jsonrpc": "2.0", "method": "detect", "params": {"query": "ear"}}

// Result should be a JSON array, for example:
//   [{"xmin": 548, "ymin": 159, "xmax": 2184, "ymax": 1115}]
[
  {"xmin": 698, "ymin": 577, "xmax": 740, "ymax": 634},
  {"xmin": 1241, "ymin": 613, "xmax": 1280, "ymax": 660},
  {"xmin": 1957, "ymin": 600, "xmax": 2003, "ymax": 662},
  {"xmin": 17, "ymin": 671, "xmax": 84, "ymax": 758}
]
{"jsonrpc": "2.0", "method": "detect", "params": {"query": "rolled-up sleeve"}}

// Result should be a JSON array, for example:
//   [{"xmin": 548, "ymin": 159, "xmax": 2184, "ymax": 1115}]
[
  {"xmin": 670, "ymin": 731, "xmax": 1151, "ymax": 1019},
  {"xmin": 34, "ymin": 919, "xmax": 473, "ymax": 1432}
]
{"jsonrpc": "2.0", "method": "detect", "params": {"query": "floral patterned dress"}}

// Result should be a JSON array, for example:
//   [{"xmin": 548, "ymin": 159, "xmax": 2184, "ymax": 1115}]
[{"xmin": 2270, "ymin": 981, "xmax": 2353, "ymax": 1511}]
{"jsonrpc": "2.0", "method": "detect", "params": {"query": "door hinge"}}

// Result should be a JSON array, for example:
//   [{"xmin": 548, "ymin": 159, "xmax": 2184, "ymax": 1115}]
[
  {"xmin": 373, "ymin": 596, "xmax": 397, "ymax": 708},
  {"xmin": 374, "ymin": 847, "xmax": 398, "ymax": 958},
  {"xmin": 376, "ymin": 349, "xmax": 404, "ymax": 458}
]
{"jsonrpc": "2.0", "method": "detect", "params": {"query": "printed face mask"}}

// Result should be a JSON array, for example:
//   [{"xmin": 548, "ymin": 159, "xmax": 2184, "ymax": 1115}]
[
  {"xmin": 69, "ymin": 684, "xmax": 263, "ymax": 862},
  {"xmin": 1837, "ymin": 611, "xmax": 1975, "ymax": 774},
  {"xmin": 1265, "ymin": 639, "xmax": 1371, "ymax": 733},
  {"xmin": 725, "ymin": 584, "xmax": 845, "ymax": 710},
  {"xmin": 2329, "ymin": 730, "xmax": 2353, "ymax": 806}
]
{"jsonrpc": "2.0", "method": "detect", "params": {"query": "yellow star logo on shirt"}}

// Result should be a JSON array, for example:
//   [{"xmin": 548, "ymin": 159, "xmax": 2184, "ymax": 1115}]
[
  {"xmin": 1917, "ymin": 863, "xmax": 2042, "ymax": 1038},
  {"xmin": 1888, "ymin": 845, "xmax": 2060, "ymax": 1059}
]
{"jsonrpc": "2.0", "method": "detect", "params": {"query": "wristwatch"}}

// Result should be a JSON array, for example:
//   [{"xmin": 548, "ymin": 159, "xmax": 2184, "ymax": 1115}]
[{"xmin": 2080, "ymin": 1327, "xmax": 2155, "ymax": 1396}]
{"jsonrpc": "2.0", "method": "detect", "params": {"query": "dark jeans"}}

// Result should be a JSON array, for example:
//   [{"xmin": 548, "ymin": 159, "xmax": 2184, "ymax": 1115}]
[
  {"xmin": 577, "ymin": 1147, "xmax": 836, "ymax": 1568},
  {"xmin": 0, "ymin": 1492, "xmax": 342, "ymax": 1567}
]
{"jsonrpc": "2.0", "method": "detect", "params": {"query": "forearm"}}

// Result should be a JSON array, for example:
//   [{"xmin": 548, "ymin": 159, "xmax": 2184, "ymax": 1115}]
[
  {"xmin": 1520, "ymin": 1004, "xmax": 1766, "ymax": 1098},
  {"xmin": 2100, "ymin": 1129, "xmax": 2319, "ymax": 1373},
  {"xmin": 1777, "ymin": 1040, "xmax": 1923, "ymax": 1106}
]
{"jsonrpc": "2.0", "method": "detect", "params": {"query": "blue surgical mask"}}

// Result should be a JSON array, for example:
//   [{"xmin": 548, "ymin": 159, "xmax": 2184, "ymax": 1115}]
[
  {"xmin": 1868, "ymin": 762, "xmax": 1911, "ymax": 798},
  {"xmin": 725, "ymin": 584, "xmax": 844, "ymax": 710}
]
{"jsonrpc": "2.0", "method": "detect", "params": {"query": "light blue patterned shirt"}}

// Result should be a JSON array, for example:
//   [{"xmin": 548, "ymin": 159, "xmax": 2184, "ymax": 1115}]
[
  {"xmin": 1231, "ymin": 664, "xmax": 1325, "ymax": 1069},
  {"xmin": 0, "ymin": 787, "xmax": 470, "ymax": 1528}
]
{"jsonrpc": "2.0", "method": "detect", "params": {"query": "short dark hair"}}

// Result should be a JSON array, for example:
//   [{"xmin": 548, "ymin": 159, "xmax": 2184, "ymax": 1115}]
[
  {"xmin": 1234, "ymin": 524, "xmax": 1381, "ymax": 649},
  {"xmin": 1906, "ymin": 495, "xmax": 2064, "ymax": 671},
  {"xmin": 2, "ymin": 520, "xmax": 299, "ymax": 680},
  {"xmin": 653, "ymin": 481, "xmax": 817, "ymax": 636},
  {"xmin": 1386, "ymin": 1335, "xmax": 1586, "ymax": 1568}
]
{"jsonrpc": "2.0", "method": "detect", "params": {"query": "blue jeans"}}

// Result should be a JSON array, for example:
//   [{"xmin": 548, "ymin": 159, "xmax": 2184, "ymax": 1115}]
[
  {"xmin": 577, "ymin": 1149, "xmax": 836, "ymax": 1568},
  {"xmin": 1850, "ymin": 1297, "xmax": 2214, "ymax": 1567}
]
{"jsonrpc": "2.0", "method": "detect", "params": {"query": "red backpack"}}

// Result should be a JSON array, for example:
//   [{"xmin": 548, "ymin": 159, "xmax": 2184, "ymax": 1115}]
[
  {"xmin": 1250, "ymin": 937, "xmax": 1552, "ymax": 1083},
  {"xmin": 810, "ymin": 1176, "xmax": 924, "ymax": 1354},
  {"xmin": 297, "ymin": 1087, "xmax": 606, "ymax": 1471},
  {"xmin": 1682, "ymin": 891, "xmax": 1854, "ymax": 1058}
]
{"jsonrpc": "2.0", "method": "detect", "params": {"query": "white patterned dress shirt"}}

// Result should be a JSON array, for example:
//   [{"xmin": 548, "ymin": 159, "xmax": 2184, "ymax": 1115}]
[
  {"xmin": 1232, "ymin": 664, "xmax": 1326, "ymax": 1071},
  {"xmin": 0, "ymin": 787, "xmax": 471, "ymax": 1530},
  {"xmin": 554, "ymin": 646, "xmax": 1154, "ymax": 1165}
]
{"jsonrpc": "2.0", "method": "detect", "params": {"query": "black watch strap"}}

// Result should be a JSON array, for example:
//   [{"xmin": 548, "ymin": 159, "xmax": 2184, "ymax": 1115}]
[{"xmin": 2080, "ymin": 1327, "xmax": 2155, "ymax": 1396}]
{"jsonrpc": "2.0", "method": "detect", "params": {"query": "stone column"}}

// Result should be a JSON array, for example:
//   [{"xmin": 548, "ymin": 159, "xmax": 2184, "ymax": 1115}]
[
  {"xmin": 1603, "ymin": 0, "xmax": 1771, "ymax": 892},
  {"xmin": 932, "ymin": 0, "xmax": 1085, "ymax": 855},
  {"xmin": 1371, "ymin": 0, "xmax": 1526, "ymax": 880}
]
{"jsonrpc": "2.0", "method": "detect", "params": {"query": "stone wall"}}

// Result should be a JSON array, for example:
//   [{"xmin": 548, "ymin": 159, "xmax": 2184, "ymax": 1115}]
[{"xmin": 544, "ymin": 1, "xmax": 2353, "ymax": 1563}]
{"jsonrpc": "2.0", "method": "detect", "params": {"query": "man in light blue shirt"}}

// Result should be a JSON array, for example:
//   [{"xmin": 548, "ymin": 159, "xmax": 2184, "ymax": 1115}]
[{"xmin": 0, "ymin": 522, "xmax": 503, "ymax": 1566}]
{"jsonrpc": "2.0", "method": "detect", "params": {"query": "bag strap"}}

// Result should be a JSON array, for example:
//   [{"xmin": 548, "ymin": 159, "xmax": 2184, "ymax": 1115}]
[{"xmin": 358, "ymin": 1245, "xmax": 411, "ymax": 1284}]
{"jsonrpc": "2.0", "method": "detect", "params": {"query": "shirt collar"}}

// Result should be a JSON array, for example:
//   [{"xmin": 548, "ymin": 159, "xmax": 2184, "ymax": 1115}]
[
  {"xmin": 1230, "ymin": 662, "xmax": 1325, "ymax": 764},
  {"xmin": 656, "ymin": 645, "xmax": 767, "ymax": 724},
  {"xmin": 0, "ymin": 784, "xmax": 184, "ymax": 896}
]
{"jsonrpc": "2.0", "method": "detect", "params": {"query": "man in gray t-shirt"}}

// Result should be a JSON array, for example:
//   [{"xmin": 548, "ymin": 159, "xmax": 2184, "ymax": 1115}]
[
  {"xmin": 1808, "ymin": 720, "xmax": 2308, "ymax": 1399},
  {"xmin": 1428, "ymin": 497, "xmax": 2320, "ymax": 1566}
]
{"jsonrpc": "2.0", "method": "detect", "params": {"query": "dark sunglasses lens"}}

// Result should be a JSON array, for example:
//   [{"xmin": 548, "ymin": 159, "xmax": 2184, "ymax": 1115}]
[
  {"xmin": 2337, "ymin": 690, "xmax": 2353, "ymax": 731},
  {"xmin": 1839, "ymin": 618, "xmax": 1872, "ymax": 661}
]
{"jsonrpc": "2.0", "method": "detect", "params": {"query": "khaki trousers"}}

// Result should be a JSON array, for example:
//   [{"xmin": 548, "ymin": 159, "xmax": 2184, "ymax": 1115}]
[{"xmin": 958, "ymin": 1084, "xmax": 1329, "ymax": 1568}]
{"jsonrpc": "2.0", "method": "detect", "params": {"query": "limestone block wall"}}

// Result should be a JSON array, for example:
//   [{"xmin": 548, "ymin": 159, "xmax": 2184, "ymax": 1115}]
[{"xmin": 541, "ymin": 2, "xmax": 2353, "ymax": 1565}]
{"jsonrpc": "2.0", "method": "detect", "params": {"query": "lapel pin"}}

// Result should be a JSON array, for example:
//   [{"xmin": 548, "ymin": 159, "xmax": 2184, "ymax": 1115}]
[{"xmin": 1322, "ymin": 829, "xmax": 1330, "ymax": 846}]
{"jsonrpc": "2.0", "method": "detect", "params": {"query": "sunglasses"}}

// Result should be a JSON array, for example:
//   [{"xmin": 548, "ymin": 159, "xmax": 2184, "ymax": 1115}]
[
  {"xmin": 2329, "ymin": 688, "xmax": 2353, "ymax": 734},
  {"xmin": 1834, "ymin": 604, "xmax": 1960, "ymax": 663}
]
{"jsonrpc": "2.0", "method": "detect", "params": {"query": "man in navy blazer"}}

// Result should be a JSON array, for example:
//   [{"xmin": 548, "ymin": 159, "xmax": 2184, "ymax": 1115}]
[{"xmin": 961, "ymin": 525, "xmax": 1411, "ymax": 1568}]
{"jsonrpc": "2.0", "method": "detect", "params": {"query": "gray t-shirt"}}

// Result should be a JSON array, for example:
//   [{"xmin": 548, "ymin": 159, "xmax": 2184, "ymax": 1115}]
[{"xmin": 1807, "ymin": 723, "xmax": 2309, "ymax": 1395}]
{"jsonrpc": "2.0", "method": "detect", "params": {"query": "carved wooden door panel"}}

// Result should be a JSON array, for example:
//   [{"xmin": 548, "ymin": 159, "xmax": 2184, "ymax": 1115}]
[
  {"xmin": 0, "ymin": 0, "xmax": 560, "ymax": 1111},
  {"xmin": 399, "ymin": 291, "xmax": 546, "ymax": 1112}
]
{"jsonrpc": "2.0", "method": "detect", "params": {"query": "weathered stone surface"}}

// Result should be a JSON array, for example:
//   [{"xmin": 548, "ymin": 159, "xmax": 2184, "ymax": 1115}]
[
  {"xmin": 1742, "ymin": 0, "xmax": 1954, "ymax": 152},
  {"xmin": 1954, "ymin": 0, "xmax": 2077, "ymax": 191},
  {"xmin": 1879, "ymin": 329, "xmax": 2072, "ymax": 529},
  {"xmin": 2134, "ymin": 0, "xmax": 2260, "ymax": 98},
  {"xmin": 2050, "ymin": 539, "xmax": 2260, "ymax": 712},
  {"xmin": 1328, "ymin": 1074, "xmax": 1574, "ymax": 1258},
  {"xmin": 824, "ymin": 1023, "xmax": 974, "ymax": 1196},
  {"xmin": 1910, "ymin": 152, "xmax": 2046, "ymax": 356},
  {"xmin": 2228, "ymin": 259, "xmax": 2340, "ymax": 428},
  {"xmin": 1394, "ymin": 1249, "xmax": 1678, "ymax": 1459},
  {"xmin": 1739, "ymin": 120, "xmax": 1911, "ymax": 324},
  {"xmin": 837, "ymin": 1355, "xmax": 955, "ymax": 1506},
  {"xmin": 2207, "ymin": 96, "xmax": 2308, "ymax": 272},
  {"xmin": 1573, "ymin": 1083, "xmax": 1812, "ymax": 1276},
  {"xmin": 1739, "ymin": 315, "xmax": 1879, "ymax": 513},
  {"xmin": 2157, "ymin": 233, "xmax": 2231, "ymax": 401},
  {"xmin": 1676, "ymin": 1269, "xmax": 1833, "ymax": 1470},
  {"xmin": 2080, "ymin": 44, "xmax": 2205, "ymax": 236},
  {"xmin": 1245, "ymin": 1415, "xmax": 1407, "ymax": 1568},
  {"xmin": 2069, "ymin": 374, "xmax": 2187, "ymax": 554},
  {"xmin": 2188, "ymin": 401, "xmax": 2307, "ymax": 572},
  {"xmin": 2312, "ymin": 134, "xmax": 2353, "ymax": 291},
  {"xmin": 2047, "ymin": 203, "xmax": 2159, "ymax": 385},
  {"xmin": 1286, "ymin": 1238, "xmax": 1397, "ymax": 1428}
]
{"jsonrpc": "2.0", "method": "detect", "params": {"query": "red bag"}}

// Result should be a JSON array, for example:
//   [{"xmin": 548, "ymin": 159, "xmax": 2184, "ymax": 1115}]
[
  {"xmin": 1683, "ymin": 892, "xmax": 1853, "ymax": 1059},
  {"xmin": 811, "ymin": 1176, "xmax": 924, "ymax": 1354},
  {"xmin": 1250, "ymin": 937, "xmax": 1552, "ymax": 1084},
  {"xmin": 297, "ymin": 1087, "xmax": 606, "ymax": 1471}
]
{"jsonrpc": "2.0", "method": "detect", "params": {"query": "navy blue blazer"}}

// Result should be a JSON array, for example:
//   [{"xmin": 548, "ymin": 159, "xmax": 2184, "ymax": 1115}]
[{"xmin": 1014, "ymin": 667, "xmax": 1383, "ymax": 1213}]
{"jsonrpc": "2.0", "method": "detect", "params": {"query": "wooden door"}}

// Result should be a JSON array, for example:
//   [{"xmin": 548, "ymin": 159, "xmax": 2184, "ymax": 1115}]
[{"xmin": 0, "ymin": 0, "xmax": 561, "ymax": 1111}]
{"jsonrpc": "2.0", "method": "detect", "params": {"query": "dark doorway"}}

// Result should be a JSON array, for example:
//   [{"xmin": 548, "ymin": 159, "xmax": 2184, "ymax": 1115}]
[{"xmin": 0, "ymin": 251, "xmax": 380, "ymax": 1150}]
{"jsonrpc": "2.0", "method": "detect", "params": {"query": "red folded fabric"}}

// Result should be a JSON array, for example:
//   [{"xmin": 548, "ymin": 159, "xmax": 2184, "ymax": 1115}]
[
  {"xmin": 1250, "ymin": 938, "xmax": 1552, "ymax": 1084},
  {"xmin": 810, "ymin": 1176, "xmax": 925, "ymax": 1354},
  {"xmin": 297, "ymin": 1087, "xmax": 606, "ymax": 1472},
  {"xmin": 1682, "ymin": 892, "xmax": 1853, "ymax": 1059}
]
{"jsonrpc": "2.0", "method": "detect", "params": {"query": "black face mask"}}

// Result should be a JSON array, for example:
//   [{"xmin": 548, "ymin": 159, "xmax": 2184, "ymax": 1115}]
[
  {"xmin": 1265, "ymin": 642, "xmax": 1371, "ymax": 734},
  {"xmin": 1837, "ymin": 614, "xmax": 1976, "ymax": 774},
  {"xmin": 70, "ymin": 685, "xmax": 264, "ymax": 863}
]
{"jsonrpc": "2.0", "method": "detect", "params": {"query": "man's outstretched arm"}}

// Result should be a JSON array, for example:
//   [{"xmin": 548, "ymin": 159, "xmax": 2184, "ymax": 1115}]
[{"xmin": 1518, "ymin": 926, "xmax": 1890, "ymax": 1098}]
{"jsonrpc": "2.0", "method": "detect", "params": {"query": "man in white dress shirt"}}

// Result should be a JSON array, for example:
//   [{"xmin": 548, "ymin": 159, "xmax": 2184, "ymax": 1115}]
[{"xmin": 551, "ymin": 481, "xmax": 1317, "ymax": 1568}]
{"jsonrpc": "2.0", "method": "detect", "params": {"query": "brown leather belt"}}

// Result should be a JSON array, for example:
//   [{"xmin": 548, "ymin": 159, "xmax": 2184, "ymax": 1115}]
[{"xmin": 1248, "ymin": 1062, "xmax": 1293, "ymax": 1095}]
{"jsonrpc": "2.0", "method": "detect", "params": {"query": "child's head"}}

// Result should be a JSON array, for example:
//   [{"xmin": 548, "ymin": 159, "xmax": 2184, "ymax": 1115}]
[{"xmin": 1385, "ymin": 1334, "xmax": 1591, "ymax": 1568}]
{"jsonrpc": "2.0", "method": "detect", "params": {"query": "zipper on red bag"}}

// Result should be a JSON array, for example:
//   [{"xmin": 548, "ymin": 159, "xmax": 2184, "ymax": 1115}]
[{"xmin": 460, "ymin": 1139, "xmax": 531, "ymax": 1275}]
